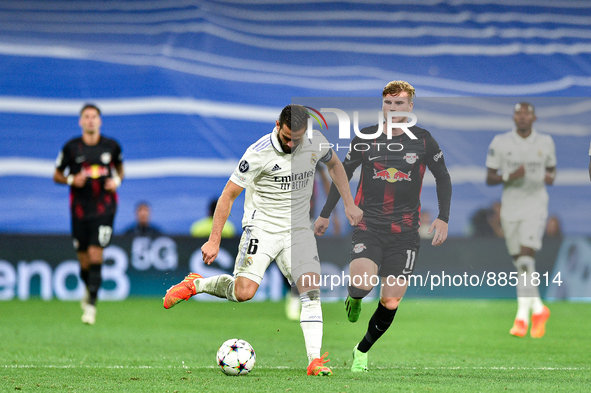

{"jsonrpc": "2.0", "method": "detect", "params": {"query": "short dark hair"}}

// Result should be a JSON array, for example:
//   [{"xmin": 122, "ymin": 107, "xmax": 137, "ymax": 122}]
[
  {"xmin": 278, "ymin": 105, "xmax": 309, "ymax": 132},
  {"xmin": 514, "ymin": 102, "xmax": 535, "ymax": 114},
  {"xmin": 80, "ymin": 103, "xmax": 101, "ymax": 116}
]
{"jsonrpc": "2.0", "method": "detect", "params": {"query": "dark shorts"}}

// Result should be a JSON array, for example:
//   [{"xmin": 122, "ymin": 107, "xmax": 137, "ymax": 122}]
[
  {"xmin": 350, "ymin": 228, "xmax": 420, "ymax": 277},
  {"xmin": 72, "ymin": 214, "xmax": 115, "ymax": 251}
]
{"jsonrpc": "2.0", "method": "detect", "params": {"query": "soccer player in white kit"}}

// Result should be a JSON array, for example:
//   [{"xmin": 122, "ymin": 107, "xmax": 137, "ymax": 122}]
[
  {"xmin": 486, "ymin": 102, "xmax": 555, "ymax": 338},
  {"xmin": 163, "ymin": 105, "xmax": 363, "ymax": 375}
]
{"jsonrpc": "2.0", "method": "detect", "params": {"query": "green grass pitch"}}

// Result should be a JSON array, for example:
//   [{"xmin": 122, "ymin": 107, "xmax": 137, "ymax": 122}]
[{"xmin": 1, "ymin": 298, "xmax": 589, "ymax": 392}]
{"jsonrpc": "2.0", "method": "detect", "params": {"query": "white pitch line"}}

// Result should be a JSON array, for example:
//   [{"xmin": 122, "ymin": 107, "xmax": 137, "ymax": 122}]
[
  {"xmin": 377, "ymin": 366, "xmax": 590, "ymax": 371},
  {"xmin": 2, "ymin": 364, "xmax": 588, "ymax": 371}
]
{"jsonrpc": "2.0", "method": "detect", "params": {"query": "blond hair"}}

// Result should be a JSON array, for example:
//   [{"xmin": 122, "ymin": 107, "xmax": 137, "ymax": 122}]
[{"xmin": 383, "ymin": 81, "xmax": 416, "ymax": 101}]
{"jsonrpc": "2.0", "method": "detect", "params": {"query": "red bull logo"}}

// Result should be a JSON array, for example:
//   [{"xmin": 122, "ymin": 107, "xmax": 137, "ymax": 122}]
[
  {"xmin": 372, "ymin": 168, "xmax": 411, "ymax": 183},
  {"xmin": 84, "ymin": 165, "xmax": 109, "ymax": 179}
]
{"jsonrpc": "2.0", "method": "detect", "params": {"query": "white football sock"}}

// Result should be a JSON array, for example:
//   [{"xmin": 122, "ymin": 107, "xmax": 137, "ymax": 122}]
[
  {"xmin": 531, "ymin": 297, "xmax": 545, "ymax": 314},
  {"xmin": 514, "ymin": 255, "xmax": 540, "ymax": 322},
  {"xmin": 300, "ymin": 289, "xmax": 323, "ymax": 364},
  {"xmin": 516, "ymin": 297, "xmax": 530, "ymax": 323},
  {"xmin": 195, "ymin": 274, "xmax": 238, "ymax": 302}
]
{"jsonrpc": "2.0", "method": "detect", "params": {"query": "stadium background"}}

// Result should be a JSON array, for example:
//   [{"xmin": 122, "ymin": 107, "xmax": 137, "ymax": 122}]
[{"xmin": 1, "ymin": 0, "xmax": 590, "ymax": 300}]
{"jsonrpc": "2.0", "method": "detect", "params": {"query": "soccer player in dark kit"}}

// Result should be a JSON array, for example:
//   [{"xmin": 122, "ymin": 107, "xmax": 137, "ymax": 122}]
[
  {"xmin": 314, "ymin": 81, "xmax": 452, "ymax": 371},
  {"xmin": 54, "ymin": 104, "xmax": 124, "ymax": 325}
]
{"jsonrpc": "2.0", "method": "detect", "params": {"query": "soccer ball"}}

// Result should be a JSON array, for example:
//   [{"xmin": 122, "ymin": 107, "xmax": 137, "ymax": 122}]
[{"xmin": 216, "ymin": 338, "xmax": 256, "ymax": 376}]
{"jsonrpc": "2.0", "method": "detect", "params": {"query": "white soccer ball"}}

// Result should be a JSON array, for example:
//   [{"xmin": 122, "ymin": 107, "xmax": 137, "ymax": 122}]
[{"xmin": 216, "ymin": 338, "xmax": 256, "ymax": 376}]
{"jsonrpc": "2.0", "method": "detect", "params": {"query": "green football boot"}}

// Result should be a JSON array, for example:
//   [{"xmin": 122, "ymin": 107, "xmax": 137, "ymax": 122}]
[
  {"xmin": 345, "ymin": 296, "xmax": 362, "ymax": 323},
  {"xmin": 351, "ymin": 344, "xmax": 368, "ymax": 372}
]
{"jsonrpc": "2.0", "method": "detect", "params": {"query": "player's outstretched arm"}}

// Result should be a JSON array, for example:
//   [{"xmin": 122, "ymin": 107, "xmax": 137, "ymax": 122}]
[
  {"xmin": 429, "ymin": 218, "xmax": 448, "ymax": 246},
  {"xmin": 324, "ymin": 152, "xmax": 363, "ymax": 226},
  {"xmin": 201, "ymin": 180, "xmax": 244, "ymax": 265},
  {"xmin": 425, "ymin": 138, "xmax": 452, "ymax": 242}
]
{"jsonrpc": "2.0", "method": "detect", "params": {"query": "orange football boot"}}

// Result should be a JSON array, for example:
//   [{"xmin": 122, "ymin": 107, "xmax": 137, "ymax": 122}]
[
  {"xmin": 163, "ymin": 273, "xmax": 202, "ymax": 309},
  {"xmin": 307, "ymin": 352, "xmax": 333, "ymax": 376},
  {"xmin": 530, "ymin": 306, "xmax": 550, "ymax": 338},
  {"xmin": 509, "ymin": 319, "xmax": 528, "ymax": 337}
]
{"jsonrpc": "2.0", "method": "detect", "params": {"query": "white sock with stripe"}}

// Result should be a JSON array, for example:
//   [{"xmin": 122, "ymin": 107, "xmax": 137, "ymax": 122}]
[
  {"xmin": 514, "ymin": 255, "xmax": 538, "ymax": 323},
  {"xmin": 300, "ymin": 289, "xmax": 323, "ymax": 364},
  {"xmin": 195, "ymin": 274, "xmax": 238, "ymax": 302}
]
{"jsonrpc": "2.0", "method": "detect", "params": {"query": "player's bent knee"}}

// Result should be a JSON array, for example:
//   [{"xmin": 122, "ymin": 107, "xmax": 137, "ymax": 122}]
[
  {"xmin": 234, "ymin": 278, "xmax": 258, "ymax": 302},
  {"xmin": 234, "ymin": 287, "xmax": 255, "ymax": 302},
  {"xmin": 519, "ymin": 246, "xmax": 536, "ymax": 257},
  {"xmin": 380, "ymin": 297, "xmax": 402, "ymax": 310},
  {"xmin": 297, "ymin": 273, "xmax": 321, "ymax": 293}
]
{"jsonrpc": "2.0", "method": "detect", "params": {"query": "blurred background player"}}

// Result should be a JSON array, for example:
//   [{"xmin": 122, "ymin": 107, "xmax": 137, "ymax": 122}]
[
  {"xmin": 163, "ymin": 104, "xmax": 363, "ymax": 376},
  {"xmin": 190, "ymin": 199, "xmax": 236, "ymax": 238},
  {"xmin": 53, "ymin": 104, "xmax": 124, "ymax": 325},
  {"xmin": 486, "ymin": 102, "xmax": 555, "ymax": 338},
  {"xmin": 124, "ymin": 201, "xmax": 162, "ymax": 237},
  {"xmin": 315, "ymin": 80, "xmax": 452, "ymax": 372}
]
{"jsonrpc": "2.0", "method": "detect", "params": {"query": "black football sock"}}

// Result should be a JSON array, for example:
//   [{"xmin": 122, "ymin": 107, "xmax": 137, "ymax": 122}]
[
  {"xmin": 348, "ymin": 285, "xmax": 371, "ymax": 299},
  {"xmin": 80, "ymin": 268, "xmax": 90, "ymax": 286},
  {"xmin": 87, "ymin": 264, "xmax": 102, "ymax": 306},
  {"xmin": 357, "ymin": 302, "xmax": 398, "ymax": 353}
]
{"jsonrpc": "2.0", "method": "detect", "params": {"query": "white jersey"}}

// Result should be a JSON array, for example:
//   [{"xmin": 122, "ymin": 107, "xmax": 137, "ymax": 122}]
[
  {"xmin": 230, "ymin": 127, "xmax": 333, "ymax": 232},
  {"xmin": 486, "ymin": 129, "xmax": 556, "ymax": 221}
]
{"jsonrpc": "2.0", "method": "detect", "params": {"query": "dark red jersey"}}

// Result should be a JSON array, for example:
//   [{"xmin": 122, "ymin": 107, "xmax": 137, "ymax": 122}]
[
  {"xmin": 320, "ymin": 125, "xmax": 451, "ymax": 234},
  {"xmin": 56, "ymin": 135, "xmax": 123, "ymax": 220}
]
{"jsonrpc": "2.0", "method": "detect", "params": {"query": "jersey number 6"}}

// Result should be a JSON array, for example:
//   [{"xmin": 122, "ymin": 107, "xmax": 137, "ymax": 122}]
[{"xmin": 247, "ymin": 239, "xmax": 259, "ymax": 255}]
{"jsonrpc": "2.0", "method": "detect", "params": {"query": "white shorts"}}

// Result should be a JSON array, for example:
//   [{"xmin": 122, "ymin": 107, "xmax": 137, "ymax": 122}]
[
  {"xmin": 501, "ymin": 216, "xmax": 547, "ymax": 256},
  {"xmin": 233, "ymin": 226, "xmax": 321, "ymax": 286}
]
